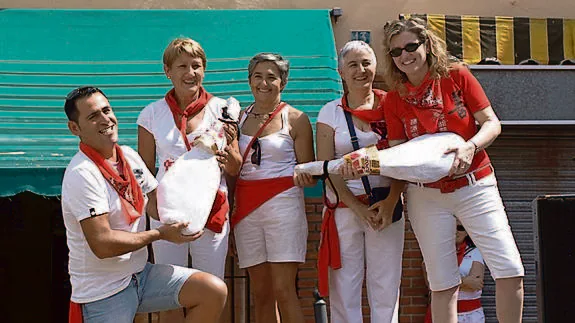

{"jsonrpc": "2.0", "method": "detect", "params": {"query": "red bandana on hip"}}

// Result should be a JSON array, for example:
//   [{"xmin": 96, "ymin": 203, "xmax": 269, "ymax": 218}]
[
  {"xmin": 165, "ymin": 87, "xmax": 214, "ymax": 151},
  {"xmin": 79, "ymin": 143, "xmax": 144, "ymax": 224},
  {"xmin": 340, "ymin": 89, "xmax": 387, "ymax": 123},
  {"xmin": 402, "ymin": 73, "xmax": 446, "ymax": 133}
]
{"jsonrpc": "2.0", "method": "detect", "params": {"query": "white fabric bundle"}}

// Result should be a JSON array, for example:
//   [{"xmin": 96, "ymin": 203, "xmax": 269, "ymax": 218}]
[
  {"xmin": 295, "ymin": 132, "xmax": 465, "ymax": 183},
  {"xmin": 157, "ymin": 97, "xmax": 241, "ymax": 235}
]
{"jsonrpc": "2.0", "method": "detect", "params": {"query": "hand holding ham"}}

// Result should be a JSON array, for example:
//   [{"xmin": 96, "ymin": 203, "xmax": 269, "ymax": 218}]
[
  {"xmin": 339, "ymin": 161, "xmax": 363, "ymax": 180},
  {"xmin": 157, "ymin": 222, "xmax": 204, "ymax": 243},
  {"xmin": 223, "ymin": 122, "xmax": 238, "ymax": 144},
  {"xmin": 216, "ymin": 147, "xmax": 230, "ymax": 170},
  {"xmin": 446, "ymin": 141, "xmax": 475, "ymax": 176},
  {"xmin": 293, "ymin": 172, "xmax": 316, "ymax": 187}
]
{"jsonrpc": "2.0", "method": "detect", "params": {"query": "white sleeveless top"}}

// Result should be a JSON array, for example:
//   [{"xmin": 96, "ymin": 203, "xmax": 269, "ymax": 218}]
[
  {"xmin": 238, "ymin": 105, "xmax": 297, "ymax": 181},
  {"xmin": 137, "ymin": 96, "xmax": 228, "ymax": 192},
  {"xmin": 317, "ymin": 98, "xmax": 391, "ymax": 202}
]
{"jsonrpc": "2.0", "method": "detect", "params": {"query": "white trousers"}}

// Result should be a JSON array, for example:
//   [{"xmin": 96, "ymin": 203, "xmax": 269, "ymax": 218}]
[
  {"xmin": 407, "ymin": 174, "xmax": 524, "ymax": 291},
  {"xmin": 150, "ymin": 217, "xmax": 229, "ymax": 279},
  {"xmin": 328, "ymin": 207, "xmax": 404, "ymax": 323}
]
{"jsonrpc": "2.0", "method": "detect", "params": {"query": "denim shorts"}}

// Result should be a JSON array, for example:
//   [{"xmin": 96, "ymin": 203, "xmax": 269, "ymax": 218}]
[{"xmin": 82, "ymin": 262, "xmax": 198, "ymax": 323}]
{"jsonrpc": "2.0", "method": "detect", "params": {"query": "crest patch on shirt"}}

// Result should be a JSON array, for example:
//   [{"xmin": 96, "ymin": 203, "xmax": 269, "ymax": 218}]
[{"xmin": 89, "ymin": 208, "xmax": 97, "ymax": 217}]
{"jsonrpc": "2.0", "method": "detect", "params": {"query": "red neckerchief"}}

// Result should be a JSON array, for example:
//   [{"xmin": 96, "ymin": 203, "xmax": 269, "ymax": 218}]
[
  {"xmin": 340, "ymin": 89, "xmax": 389, "ymax": 149},
  {"xmin": 402, "ymin": 72, "xmax": 445, "ymax": 133},
  {"xmin": 79, "ymin": 143, "xmax": 144, "ymax": 224},
  {"xmin": 165, "ymin": 87, "xmax": 214, "ymax": 151},
  {"xmin": 457, "ymin": 240, "xmax": 468, "ymax": 266},
  {"xmin": 340, "ymin": 89, "xmax": 387, "ymax": 123}
]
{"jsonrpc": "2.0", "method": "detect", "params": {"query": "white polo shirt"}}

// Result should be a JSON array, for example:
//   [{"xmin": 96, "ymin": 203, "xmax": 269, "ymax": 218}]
[{"xmin": 61, "ymin": 145, "xmax": 157, "ymax": 303}]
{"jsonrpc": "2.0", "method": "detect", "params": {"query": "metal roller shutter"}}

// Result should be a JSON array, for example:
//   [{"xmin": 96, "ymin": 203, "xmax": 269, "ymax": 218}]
[{"xmin": 481, "ymin": 125, "xmax": 575, "ymax": 322}]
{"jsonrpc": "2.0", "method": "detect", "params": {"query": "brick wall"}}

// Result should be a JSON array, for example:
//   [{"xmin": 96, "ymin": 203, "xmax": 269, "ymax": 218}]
[{"xmin": 298, "ymin": 197, "xmax": 429, "ymax": 323}]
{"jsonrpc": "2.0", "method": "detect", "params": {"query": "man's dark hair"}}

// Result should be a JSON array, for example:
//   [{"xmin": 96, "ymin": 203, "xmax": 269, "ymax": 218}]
[{"xmin": 64, "ymin": 86, "xmax": 107, "ymax": 122}]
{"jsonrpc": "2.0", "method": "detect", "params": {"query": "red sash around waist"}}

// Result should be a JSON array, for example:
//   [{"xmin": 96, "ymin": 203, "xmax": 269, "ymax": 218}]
[
  {"xmin": 69, "ymin": 301, "xmax": 83, "ymax": 323},
  {"xmin": 231, "ymin": 176, "xmax": 295, "ymax": 228},
  {"xmin": 458, "ymin": 298, "xmax": 482, "ymax": 313},
  {"xmin": 206, "ymin": 190, "xmax": 229, "ymax": 233},
  {"xmin": 317, "ymin": 194, "xmax": 369, "ymax": 297}
]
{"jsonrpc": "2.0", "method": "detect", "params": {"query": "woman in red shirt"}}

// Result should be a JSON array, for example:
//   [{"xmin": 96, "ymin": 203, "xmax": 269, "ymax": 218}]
[{"xmin": 380, "ymin": 17, "xmax": 524, "ymax": 323}]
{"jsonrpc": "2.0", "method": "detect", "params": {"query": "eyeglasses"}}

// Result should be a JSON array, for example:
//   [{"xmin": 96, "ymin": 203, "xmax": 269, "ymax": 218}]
[
  {"xmin": 389, "ymin": 41, "xmax": 423, "ymax": 58},
  {"xmin": 65, "ymin": 86, "xmax": 103, "ymax": 101},
  {"xmin": 456, "ymin": 225, "xmax": 466, "ymax": 232},
  {"xmin": 250, "ymin": 138, "xmax": 261, "ymax": 166}
]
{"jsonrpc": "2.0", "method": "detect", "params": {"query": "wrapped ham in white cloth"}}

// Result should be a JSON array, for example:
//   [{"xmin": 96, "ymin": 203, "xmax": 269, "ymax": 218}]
[
  {"xmin": 295, "ymin": 132, "xmax": 466, "ymax": 183},
  {"xmin": 157, "ymin": 97, "xmax": 240, "ymax": 235}
]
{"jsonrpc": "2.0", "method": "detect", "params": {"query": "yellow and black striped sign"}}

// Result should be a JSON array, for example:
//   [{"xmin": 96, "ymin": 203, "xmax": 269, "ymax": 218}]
[{"xmin": 401, "ymin": 14, "xmax": 575, "ymax": 65}]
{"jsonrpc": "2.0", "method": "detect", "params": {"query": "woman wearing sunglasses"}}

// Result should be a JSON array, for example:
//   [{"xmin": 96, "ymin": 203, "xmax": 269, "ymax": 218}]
[
  {"xmin": 315, "ymin": 40, "xmax": 405, "ymax": 323},
  {"xmin": 423, "ymin": 221, "xmax": 486, "ymax": 323},
  {"xmin": 232, "ymin": 53, "xmax": 315, "ymax": 323},
  {"xmin": 381, "ymin": 18, "xmax": 524, "ymax": 323},
  {"xmin": 137, "ymin": 37, "xmax": 241, "ymax": 323}
]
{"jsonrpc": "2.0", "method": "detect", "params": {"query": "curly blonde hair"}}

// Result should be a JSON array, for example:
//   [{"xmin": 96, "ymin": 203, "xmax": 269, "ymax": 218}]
[{"xmin": 382, "ymin": 17, "xmax": 455, "ymax": 93}]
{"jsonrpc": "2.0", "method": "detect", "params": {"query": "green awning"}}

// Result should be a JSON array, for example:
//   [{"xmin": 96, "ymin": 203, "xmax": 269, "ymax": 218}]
[{"xmin": 0, "ymin": 9, "xmax": 341, "ymax": 196}]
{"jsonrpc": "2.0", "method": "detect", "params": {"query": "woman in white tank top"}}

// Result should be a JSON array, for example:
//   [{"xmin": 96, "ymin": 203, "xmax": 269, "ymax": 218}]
[
  {"xmin": 136, "ymin": 38, "xmax": 242, "ymax": 323},
  {"xmin": 315, "ymin": 41, "xmax": 405, "ymax": 323},
  {"xmin": 232, "ymin": 53, "xmax": 315, "ymax": 323}
]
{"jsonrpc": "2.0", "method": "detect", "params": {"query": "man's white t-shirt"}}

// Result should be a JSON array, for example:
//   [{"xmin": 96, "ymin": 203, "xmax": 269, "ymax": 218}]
[
  {"xmin": 317, "ymin": 98, "xmax": 391, "ymax": 201},
  {"xmin": 62, "ymin": 145, "xmax": 158, "ymax": 303}
]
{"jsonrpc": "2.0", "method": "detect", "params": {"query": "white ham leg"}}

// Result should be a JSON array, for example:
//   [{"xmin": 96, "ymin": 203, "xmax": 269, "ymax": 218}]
[
  {"xmin": 157, "ymin": 96, "xmax": 241, "ymax": 235},
  {"xmin": 295, "ymin": 132, "xmax": 466, "ymax": 183},
  {"xmin": 157, "ymin": 138, "xmax": 221, "ymax": 235}
]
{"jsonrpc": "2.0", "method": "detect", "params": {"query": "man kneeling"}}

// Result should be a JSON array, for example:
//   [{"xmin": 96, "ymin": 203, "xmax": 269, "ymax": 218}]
[{"xmin": 62, "ymin": 86, "xmax": 227, "ymax": 323}]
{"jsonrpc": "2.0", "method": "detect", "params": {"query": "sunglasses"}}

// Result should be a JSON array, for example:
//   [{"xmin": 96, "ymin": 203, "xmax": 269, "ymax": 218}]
[
  {"xmin": 250, "ymin": 138, "xmax": 261, "ymax": 166},
  {"xmin": 65, "ymin": 86, "xmax": 103, "ymax": 101},
  {"xmin": 456, "ymin": 225, "xmax": 466, "ymax": 232},
  {"xmin": 389, "ymin": 41, "xmax": 423, "ymax": 58}
]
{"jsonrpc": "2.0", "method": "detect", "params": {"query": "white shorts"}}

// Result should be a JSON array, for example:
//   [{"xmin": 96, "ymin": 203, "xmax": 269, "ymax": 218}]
[
  {"xmin": 234, "ymin": 187, "xmax": 308, "ymax": 269},
  {"xmin": 150, "ymin": 218, "xmax": 229, "ymax": 279},
  {"xmin": 458, "ymin": 307, "xmax": 485, "ymax": 323},
  {"xmin": 406, "ymin": 174, "xmax": 524, "ymax": 291}
]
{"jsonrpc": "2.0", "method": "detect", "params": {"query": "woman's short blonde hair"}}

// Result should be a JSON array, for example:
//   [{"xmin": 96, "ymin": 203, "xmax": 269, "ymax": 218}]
[
  {"xmin": 163, "ymin": 37, "xmax": 207, "ymax": 69},
  {"xmin": 382, "ymin": 17, "xmax": 456, "ymax": 93}
]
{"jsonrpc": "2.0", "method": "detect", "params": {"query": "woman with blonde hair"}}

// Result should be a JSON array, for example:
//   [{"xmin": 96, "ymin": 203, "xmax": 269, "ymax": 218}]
[
  {"xmin": 380, "ymin": 17, "xmax": 524, "ymax": 323},
  {"xmin": 137, "ymin": 37, "xmax": 241, "ymax": 322}
]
